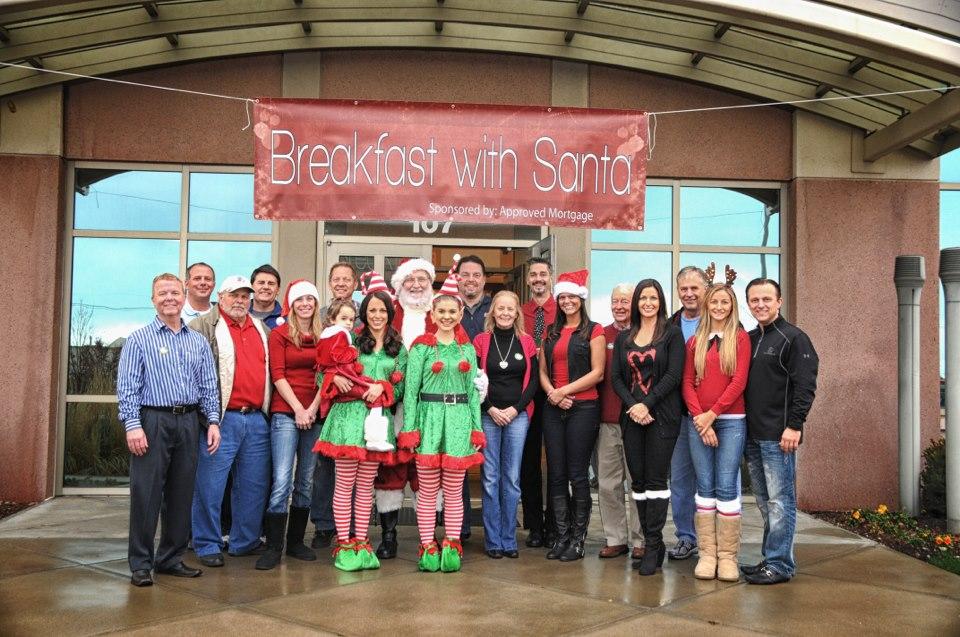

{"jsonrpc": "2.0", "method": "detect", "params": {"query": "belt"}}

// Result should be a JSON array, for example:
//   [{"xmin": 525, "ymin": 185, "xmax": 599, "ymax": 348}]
[
  {"xmin": 143, "ymin": 404, "xmax": 198, "ymax": 415},
  {"xmin": 226, "ymin": 406, "xmax": 260, "ymax": 414},
  {"xmin": 420, "ymin": 393, "xmax": 469, "ymax": 405}
]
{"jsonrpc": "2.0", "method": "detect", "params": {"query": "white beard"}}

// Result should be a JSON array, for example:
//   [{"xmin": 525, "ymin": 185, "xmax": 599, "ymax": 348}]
[{"xmin": 400, "ymin": 309, "xmax": 427, "ymax": 349}]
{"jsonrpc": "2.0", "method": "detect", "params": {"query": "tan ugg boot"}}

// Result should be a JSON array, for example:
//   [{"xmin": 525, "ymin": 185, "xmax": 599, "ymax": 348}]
[
  {"xmin": 693, "ymin": 511, "xmax": 717, "ymax": 580},
  {"xmin": 716, "ymin": 514, "xmax": 742, "ymax": 582}
]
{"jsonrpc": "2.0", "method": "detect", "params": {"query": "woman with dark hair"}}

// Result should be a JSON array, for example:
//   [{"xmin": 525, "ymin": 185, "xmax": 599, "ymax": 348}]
[
  {"xmin": 538, "ymin": 270, "xmax": 606, "ymax": 562},
  {"xmin": 612, "ymin": 278, "xmax": 685, "ymax": 576},
  {"xmin": 313, "ymin": 281, "xmax": 407, "ymax": 571}
]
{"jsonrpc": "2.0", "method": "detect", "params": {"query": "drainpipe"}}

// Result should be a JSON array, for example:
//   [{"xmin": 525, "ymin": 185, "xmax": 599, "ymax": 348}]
[
  {"xmin": 894, "ymin": 255, "xmax": 924, "ymax": 516},
  {"xmin": 940, "ymin": 248, "xmax": 960, "ymax": 533}
]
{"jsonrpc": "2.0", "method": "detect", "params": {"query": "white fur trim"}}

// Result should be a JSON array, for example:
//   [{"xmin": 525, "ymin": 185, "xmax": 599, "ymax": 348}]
[
  {"xmin": 287, "ymin": 280, "xmax": 320, "ymax": 307},
  {"xmin": 554, "ymin": 281, "xmax": 588, "ymax": 299},
  {"xmin": 631, "ymin": 491, "xmax": 647, "ymax": 501},
  {"xmin": 644, "ymin": 489, "xmax": 671, "ymax": 500},
  {"xmin": 695, "ymin": 494, "xmax": 717, "ymax": 508},
  {"xmin": 375, "ymin": 489, "xmax": 405, "ymax": 513},
  {"xmin": 391, "ymin": 258, "xmax": 436, "ymax": 291},
  {"xmin": 716, "ymin": 498, "xmax": 742, "ymax": 515},
  {"xmin": 400, "ymin": 310, "xmax": 427, "ymax": 349},
  {"xmin": 320, "ymin": 324, "xmax": 352, "ymax": 339}
]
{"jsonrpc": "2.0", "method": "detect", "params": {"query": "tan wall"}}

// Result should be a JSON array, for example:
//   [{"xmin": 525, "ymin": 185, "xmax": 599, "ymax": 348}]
[
  {"xmin": 791, "ymin": 178, "xmax": 941, "ymax": 510},
  {"xmin": 0, "ymin": 155, "xmax": 63, "ymax": 502}
]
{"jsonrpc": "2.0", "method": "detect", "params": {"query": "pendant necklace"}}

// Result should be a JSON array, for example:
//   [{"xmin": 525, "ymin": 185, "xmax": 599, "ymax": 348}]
[{"xmin": 494, "ymin": 332, "xmax": 515, "ymax": 370}]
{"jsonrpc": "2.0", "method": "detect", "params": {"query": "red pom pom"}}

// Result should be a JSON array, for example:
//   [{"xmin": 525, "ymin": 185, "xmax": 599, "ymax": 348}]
[
  {"xmin": 431, "ymin": 361, "xmax": 444, "ymax": 374},
  {"xmin": 389, "ymin": 371, "xmax": 404, "ymax": 384},
  {"xmin": 458, "ymin": 360, "xmax": 471, "ymax": 373}
]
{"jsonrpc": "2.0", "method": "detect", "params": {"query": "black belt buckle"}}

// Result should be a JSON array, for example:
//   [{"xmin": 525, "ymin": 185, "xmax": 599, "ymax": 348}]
[
  {"xmin": 443, "ymin": 393, "xmax": 457, "ymax": 406},
  {"xmin": 172, "ymin": 405, "xmax": 188, "ymax": 415}
]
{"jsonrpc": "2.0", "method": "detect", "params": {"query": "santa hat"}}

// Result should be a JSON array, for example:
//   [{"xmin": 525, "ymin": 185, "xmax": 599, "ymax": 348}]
[
  {"xmin": 554, "ymin": 269, "xmax": 589, "ymax": 300},
  {"xmin": 359, "ymin": 270, "xmax": 391, "ymax": 298},
  {"xmin": 390, "ymin": 258, "xmax": 436, "ymax": 291},
  {"xmin": 435, "ymin": 255, "xmax": 463, "ymax": 305},
  {"xmin": 281, "ymin": 278, "xmax": 321, "ymax": 317}
]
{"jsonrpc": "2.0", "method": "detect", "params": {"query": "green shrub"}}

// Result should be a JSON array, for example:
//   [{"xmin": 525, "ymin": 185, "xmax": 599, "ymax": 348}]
[
  {"xmin": 920, "ymin": 438, "xmax": 946, "ymax": 517},
  {"xmin": 928, "ymin": 552, "xmax": 960, "ymax": 576}
]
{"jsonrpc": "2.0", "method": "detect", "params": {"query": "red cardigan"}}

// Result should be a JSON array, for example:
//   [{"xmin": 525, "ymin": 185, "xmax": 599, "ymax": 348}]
[
  {"xmin": 473, "ymin": 330, "xmax": 538, "ymax": 420},
  {"xmin": 268, "ymin": 323, "xmax": 320, "ymax": 415},
  {"xmin": 681, "ymin": 329, "xmax": 750, "ymax": 417}
]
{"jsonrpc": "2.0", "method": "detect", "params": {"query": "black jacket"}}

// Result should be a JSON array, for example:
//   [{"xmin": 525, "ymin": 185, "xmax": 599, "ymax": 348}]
[
  {"xmin": 745, "ymin": 315, "xmax": 819, "ymax": 442},
  {"xmin": 611, "ymin": 324, "xmax": 685, "ymax": 437}
]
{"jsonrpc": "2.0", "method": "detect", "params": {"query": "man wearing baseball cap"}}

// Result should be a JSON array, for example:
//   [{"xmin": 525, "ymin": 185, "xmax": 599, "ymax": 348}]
[{"xmin": 188, "ymin": 275, "xmax": 273, "ymax": 567}]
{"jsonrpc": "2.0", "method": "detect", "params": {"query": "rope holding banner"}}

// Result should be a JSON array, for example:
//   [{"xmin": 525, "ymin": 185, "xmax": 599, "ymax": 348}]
[{"xmin": 648, "ymin": 113, "xmax": 657, "ymax": 161}]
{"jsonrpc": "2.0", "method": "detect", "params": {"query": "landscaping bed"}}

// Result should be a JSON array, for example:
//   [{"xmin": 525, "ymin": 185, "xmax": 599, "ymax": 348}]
[{"xmin": 0, "ymin": 501, "xmax": 32, "ymax": 521}]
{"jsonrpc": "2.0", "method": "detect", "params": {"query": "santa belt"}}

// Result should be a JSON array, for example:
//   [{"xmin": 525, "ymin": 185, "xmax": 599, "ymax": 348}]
[{"xmin": 420, "ymin": 393, "xmax": 469, "ymax": 405}]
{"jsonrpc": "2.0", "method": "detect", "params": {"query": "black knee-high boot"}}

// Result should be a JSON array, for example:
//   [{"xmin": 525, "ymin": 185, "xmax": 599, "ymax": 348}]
[
  {"xmin": 638, "ymin": 498, "xmax": 669, "ymax": 576},
  {"xmin": 545, "ymin": 495, "xmax": 571, "ymax": 560}
]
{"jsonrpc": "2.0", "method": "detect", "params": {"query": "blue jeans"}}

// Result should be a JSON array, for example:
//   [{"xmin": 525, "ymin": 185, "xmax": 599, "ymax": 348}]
[
  {"xmin": 745, "ymin": 438, "xmax": 797, "ymax": 578},
  {"xmin": 687, "ymin": 416, "xmax": 746, "ymax": 504},
  {"xmin": 192, "ymin": 410, "xmax": 271, "ymax": 557},
  {"xmin": 268, "ymin": 413, "xmax": 318, "ymax": 514},
  {"xmin": 670, "ymin": 416, "xmax": 697, "ymax": 544},
  {"xmin": 480, "ymin": 411, "xmax": 530, "ymax": 551}
]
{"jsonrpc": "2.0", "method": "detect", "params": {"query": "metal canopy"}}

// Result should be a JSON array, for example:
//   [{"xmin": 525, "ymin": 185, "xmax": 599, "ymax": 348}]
[{"xmin": 0, "ymin": 0, "xmax": 958, "ymax": 158}]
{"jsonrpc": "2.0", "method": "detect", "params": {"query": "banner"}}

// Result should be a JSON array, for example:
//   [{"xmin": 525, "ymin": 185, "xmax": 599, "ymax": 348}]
[{"xmin": 253, "ymin": 98, "xmax": 648, "ymax": 230}]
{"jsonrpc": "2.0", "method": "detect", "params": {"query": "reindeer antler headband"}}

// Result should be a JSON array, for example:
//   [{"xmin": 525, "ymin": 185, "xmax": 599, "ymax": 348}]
[{"xmin": 704, "ymin": 261, "xmax": 737, "ymax": 287}]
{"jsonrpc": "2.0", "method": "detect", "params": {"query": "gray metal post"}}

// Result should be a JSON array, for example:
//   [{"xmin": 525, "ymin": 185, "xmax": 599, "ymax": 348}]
[
  {"xmin": 895, "ymin": 256, "xmax": 925, "ymax": 515},
  {"xmin": 941, "ymin": 247, "xmax": 960, "ymax": 533}
]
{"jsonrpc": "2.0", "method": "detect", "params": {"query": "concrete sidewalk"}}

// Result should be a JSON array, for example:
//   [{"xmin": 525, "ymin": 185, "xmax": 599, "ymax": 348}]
[{"xmin": 0, "ymin": 496, "xmax": 957, "ymax": 636}]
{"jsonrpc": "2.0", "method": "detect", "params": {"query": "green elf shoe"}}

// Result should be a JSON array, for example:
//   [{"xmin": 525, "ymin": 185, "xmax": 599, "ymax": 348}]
[
  {"xmin": 440, "ymin": 537, "xmax": 463, "ymax": 573},
  {"xmin": 418, "ymin": 541, "xmax": 441, "ymax": 572},
  {"xmin": 333, "ymin": 539, "xmax": 363, "ymax": 572},
  {"xmin": 356, "ymin": 539, "xmax": 381, "ymax": 570}
]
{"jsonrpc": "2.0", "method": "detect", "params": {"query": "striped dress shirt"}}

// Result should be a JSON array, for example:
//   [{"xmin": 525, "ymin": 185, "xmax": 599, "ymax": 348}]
[{"xmin": 117, "ymin": 317, "xmax": 220, "ymax": 431}]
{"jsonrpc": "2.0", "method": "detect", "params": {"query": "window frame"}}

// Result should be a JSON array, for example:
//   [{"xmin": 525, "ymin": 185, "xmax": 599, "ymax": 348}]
[{"xmin": 58, "ymin": 161, "xmax": 277, "ymax": 494}]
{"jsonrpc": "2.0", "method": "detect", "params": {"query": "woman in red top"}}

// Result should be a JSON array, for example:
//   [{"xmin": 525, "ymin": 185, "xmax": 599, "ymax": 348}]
[
  {"xmin": 259, "ymin": 279, "xmax": 323, "ymax": 570},
  {"xmin": 538, "ymin": 270, "xmax": 605, "ymax": 562},
  {"xmin": 681, "ymin": 284, "xmax": 751, "ymax": 582}
]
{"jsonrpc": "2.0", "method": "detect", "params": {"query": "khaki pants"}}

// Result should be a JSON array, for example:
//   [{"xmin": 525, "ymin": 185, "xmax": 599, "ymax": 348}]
[{"xmin": 597, "ymin": 422, "xmax": 643, "ymax": 548}]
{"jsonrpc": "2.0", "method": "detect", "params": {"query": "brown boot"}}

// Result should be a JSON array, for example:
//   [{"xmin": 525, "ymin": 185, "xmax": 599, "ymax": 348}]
[
  {"xmin": 716, "ymin": 514, "xmax": 742, "ymax": 582},
  {"xmin": 693, "ymin": 511, "xmax": 717, "ymax": 580}
]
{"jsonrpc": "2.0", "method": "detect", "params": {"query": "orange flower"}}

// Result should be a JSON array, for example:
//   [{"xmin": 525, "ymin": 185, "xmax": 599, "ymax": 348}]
[
  {"xmin": 935, "ymin": 535, "xmax": 945, "ymax": 546},
  {"xmin": 875, "ymin": 504, "xmax": 888, "ymax": 515},
  {"xmin": 852, "ymin": 510, "xmax": 862, "ymax": 520},
  {"xmin": 945, "ymin": 535, "xmax": 954, "ymax": 546}
]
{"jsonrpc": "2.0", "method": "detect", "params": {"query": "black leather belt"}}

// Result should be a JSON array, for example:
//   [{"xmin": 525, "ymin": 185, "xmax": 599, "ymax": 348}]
[
  {"xmin": 226, "ymin": 406, "xmax": 259, "ymax": 414},
  {"xmin": 420, "ymin": 393, "xmax": 469, "ymax": 405},
  {"xmin": 143, "ymin": 404, "xmax": 198, "ymax": 415}
]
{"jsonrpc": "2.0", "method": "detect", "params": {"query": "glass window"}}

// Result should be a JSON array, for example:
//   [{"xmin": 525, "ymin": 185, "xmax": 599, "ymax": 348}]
[
  {"xmin": 63, "ymin": 403, "xmax": 129, "ymax": 488},
  {"xmin": 680, "ymin": 187, "xmax": 780, "ymax": 247},
  {"xmin": 591, "ymin": 185, "xmax": 672, "ymax": 244},
  {"xmin": 188, "ymin": 172, "xmax": 271, "ymax": 234},
  {"xmin": 187, "ymin": 240, "xmax": 272, "ymax": 286},
  {"xmin": 680, "ymin": 252, "xmax": 781, "ymax": 331},
  {"xmin": 74, "ymin": 169, "xmax": 180, "ymax": 232},
  {"xmin": 590, "ymin": 250, "xmax": 672, "ymax": 324},
  {"xmin": 941, "ymin": 148, "xmax": 960, "ymax": 183},
  {"xmin": 940, "ymin": 190, "xmax": 960, "ymax": 374},
  {"xmin": 69, "ymin": 237, "xmax": 179, "ymax": 394}
]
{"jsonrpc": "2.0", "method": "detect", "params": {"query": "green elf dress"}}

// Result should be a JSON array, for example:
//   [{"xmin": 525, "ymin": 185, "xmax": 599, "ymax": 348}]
[
  {"xmin": 396, "ymin": 332, "xmax": 484, "ymax": 467},
  {"xmin": 313, "ymin": 340, "xmax": 408, "ymax": 465}
]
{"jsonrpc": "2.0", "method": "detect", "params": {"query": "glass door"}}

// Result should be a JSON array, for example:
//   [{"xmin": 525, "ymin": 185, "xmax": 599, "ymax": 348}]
[{"xmin": 323, "ymin": 242, "xmax": 432, "ymax": 302}]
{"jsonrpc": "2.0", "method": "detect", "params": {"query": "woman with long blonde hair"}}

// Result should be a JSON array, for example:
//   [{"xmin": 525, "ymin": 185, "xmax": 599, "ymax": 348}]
[{"xmin": 681, "ymin": 283, "xmax": 751, "ymax": 582}]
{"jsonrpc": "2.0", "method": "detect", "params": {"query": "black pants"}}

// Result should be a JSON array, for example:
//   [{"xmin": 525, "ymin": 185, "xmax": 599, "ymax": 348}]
[
  {"xmin": 622, "ymin": 420, "xmax": 677, "ymax": 497},
  {"xmin": 128, "ymin": 408, "xmax": 199, "ymax": 572},
  {"xmin": 543, "ymin": 400, "xmax": 600, "ymax": 502},
  {"xmin": 520, "ymin": 391, "xmax": 547, "ymax": 532}
]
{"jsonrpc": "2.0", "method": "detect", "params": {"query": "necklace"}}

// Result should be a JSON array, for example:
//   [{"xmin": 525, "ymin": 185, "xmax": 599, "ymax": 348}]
[{"xmin": 493, "ymin": 331, "xmax": 515, "ymax": 370}]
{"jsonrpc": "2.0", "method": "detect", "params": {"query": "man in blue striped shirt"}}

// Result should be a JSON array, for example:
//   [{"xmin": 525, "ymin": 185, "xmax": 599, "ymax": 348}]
[{"xmin": 117, "ymin": 273, "xmax": 221, "ymax": 587}]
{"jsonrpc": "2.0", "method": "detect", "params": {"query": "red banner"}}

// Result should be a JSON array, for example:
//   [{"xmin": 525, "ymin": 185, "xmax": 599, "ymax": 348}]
[{"xmin": 253, "ymin": 99, "xmax": 647, "ymax": 230}]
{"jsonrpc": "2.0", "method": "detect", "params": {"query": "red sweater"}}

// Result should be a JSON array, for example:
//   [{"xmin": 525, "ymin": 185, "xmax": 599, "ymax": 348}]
[
  {"xmin": 681, "ymin": 329, "xmax": 750, "ymax": 417},
  {"xmin": 599, "ymin": 323, "xmax": 629, "ymax": 423},
  {"xmin": 268, "ymin": 323, "xmax": 320, "ymax": 414}
]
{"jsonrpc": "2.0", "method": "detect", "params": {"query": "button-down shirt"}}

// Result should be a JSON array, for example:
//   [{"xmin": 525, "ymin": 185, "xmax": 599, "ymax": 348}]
[
  {"xmin": 221, "ymin": 309, "xmax": 267, "ymax": 410},
  {"xmin": 461, "ymin": 295, "xmax": 492, "ymax": 341},
  {"xmin": 181, "ymin": 299, "xmax": 216, "ymax": 323},
  {"xmin": 522, "ymin": 296, "xmax": 557, "ymax": 347},
  {"xmin": 117, "ymin": 317, "xmax": 220, "ymax": 431}
]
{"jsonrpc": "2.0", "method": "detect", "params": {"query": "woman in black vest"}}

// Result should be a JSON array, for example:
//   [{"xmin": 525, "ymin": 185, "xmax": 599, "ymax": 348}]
[
  {"xmin": 538, "ymin": 270, "xmax": 606, "ymax": 562},
  {"xmin": 612, "ymin": 278, "xmax": 685, "ymax": 576}
]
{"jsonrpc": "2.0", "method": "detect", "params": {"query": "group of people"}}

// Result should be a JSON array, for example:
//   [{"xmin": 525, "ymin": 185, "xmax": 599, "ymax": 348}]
[{"xmin": 117, "ymin": 252, "xmax": 817, "ymax": 588}]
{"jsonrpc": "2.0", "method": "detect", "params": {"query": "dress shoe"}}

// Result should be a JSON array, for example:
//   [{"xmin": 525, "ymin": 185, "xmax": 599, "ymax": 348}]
[
  {"xmin": 525, "ymin": 532, "xmax": 543, "ymax": 548},
  {"xmin": 197, "ymin": 553, "xmax": 224, "ymax": 567},
  {"xmin": 631, "ymin": 547, "xmax": 645, "ymax": 560},
  {"xmin": 598, "ymin": 544, "xmax": 628, "ymax": 558},
  {"xmin": 130, "ymin": 570, "xmax": 153, "ymax": 587},
  {"xmin": 485, "ymin": 549, "xmax": 504, "ymax": 559},
  {"xmin": 503, "ymin": 549, "xmax": 519, "ymax": 559},
  {"xmin": 156, "ymin": 562, "xmax": 202, "ymax": 578},
  {"xmin": 744, "ymin": 565, "xmax": 790, "ymax": 585},
  {"xmin": 740, "ymin": 560, "xmax": 766, "ymax": 576}
]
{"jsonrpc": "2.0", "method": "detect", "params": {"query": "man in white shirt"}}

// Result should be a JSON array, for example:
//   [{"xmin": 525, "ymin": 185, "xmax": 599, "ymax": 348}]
[{"xmin": 181, "ymin": 262, "xmax": 216, "ymax": 322}]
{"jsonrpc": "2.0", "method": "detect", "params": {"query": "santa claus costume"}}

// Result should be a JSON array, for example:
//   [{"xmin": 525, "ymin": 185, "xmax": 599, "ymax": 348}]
[
  {"xmin": 312, "ymin": 272, "xmax": 408, "ymax": 571},
  {"xmin": 397, "ymin": 272, "xmax": 484, "ymax": 573}
]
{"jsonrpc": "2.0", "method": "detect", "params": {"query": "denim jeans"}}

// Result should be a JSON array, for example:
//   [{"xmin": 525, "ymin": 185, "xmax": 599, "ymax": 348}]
[
  {"xmin": 480, "ymin": 411, "xmax": 530, "ymax": 551},
  {"xmin": 745, "ymin": 437, "xmax": 797, "ymax": 578},
  {"xmin": 192, "ymin": 410, "xmax": 271, "ymax": 557},
  {"xmin": 687, "ymin": 416, "xmax": 746, "ymax": 504},
  {"xmin": 267, "ymin": 413, "xmax": 318, "ymax": 514},
  {"xmin": 669, "ymin": 416, "xmax": 697, "ymax": 544}
]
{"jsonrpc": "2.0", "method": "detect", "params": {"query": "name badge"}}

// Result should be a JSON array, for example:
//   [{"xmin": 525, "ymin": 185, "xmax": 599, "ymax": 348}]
[
  {"xmin": 607, "ymin": 343, "xmax": 614, "ymax": 350},
  {"xmin": 159, "ymin": 346, "xmax": 169, "ymax": 355},
  {"xmin": 514, "ymin": 352, "xmax": 523, "ymax": 360}
]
